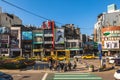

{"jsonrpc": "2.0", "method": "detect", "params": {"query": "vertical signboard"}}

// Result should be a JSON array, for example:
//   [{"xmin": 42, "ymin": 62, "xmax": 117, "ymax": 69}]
[
  {"xmin": 55, "ymin": 29, "xmax": 64, "ymax": 44},
  {"xmin": 11, "ymin": 30, "xmax": 19, "ymax": 48}
]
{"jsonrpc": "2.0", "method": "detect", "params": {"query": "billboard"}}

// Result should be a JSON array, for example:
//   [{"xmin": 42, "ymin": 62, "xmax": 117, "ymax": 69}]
[
  {"xmin": 22, "ymin": 31, "xmax": 32, "ymax": 40},
  {"xmin": 42, "ymin": 21, "xmax": 52, "ymax": 29},
  {"xmin": 104, "ymin": 40, "xmax": 119, "ymax": 49},
  {"xmin": 11, "ymin": 30, "xmax": 19, "ymax": 48},
  {"xmin": 55, "ymin": 29, "xmax": 64, "ymax": 44},
  {"xmin": 0, "ymin": 27, "xmax": 10, "ymax": 34}
]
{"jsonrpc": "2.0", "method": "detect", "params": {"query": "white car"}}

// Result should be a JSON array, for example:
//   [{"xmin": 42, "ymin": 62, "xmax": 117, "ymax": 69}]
[
  {"xmin": 73, "ymin": 54, "xmax": 82, "ymax": 59},
  {"xmin": 106, "ymin": 56, "xmax": 115, "ymax": 64},
  {"xmin": 114, "ymin": 70, "xmax": 120, "ymax": 80}
]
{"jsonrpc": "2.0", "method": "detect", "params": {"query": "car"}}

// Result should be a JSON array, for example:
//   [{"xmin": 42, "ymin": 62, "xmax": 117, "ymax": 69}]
[
  {"xmin": 73, "ymin": 54, "xmax": 82, "ymax": 59},
  {"xmin": 0, "ymin": 72, "xmax": 13, "ymax": 80},
  {"xmin": 114, "ymin": 70, "xmax": 120, "ymax": 80},
  {"xmin": 81, "ymin": 54, "xmax": 95, "ymax": 59},
  {"xmin": 57, "ymin": 56, "xmax": 65, "ymax": 61}
]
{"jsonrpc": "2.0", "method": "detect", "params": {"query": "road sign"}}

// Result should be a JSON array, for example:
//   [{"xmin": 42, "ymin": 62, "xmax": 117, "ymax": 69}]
[{"xmin": 98, "ymin": 44, "xmax": 102, "ymax": 51}]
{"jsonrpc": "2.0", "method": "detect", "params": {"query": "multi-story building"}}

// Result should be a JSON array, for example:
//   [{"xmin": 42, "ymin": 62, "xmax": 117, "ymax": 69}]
[
  {"xmin": 21, "ymin": 26, "xmax": 34, "ymax": 57},
  {"xmin": 32, "ymin": 29, "xmax": 43, "ymax": 59},
  {"xmin": 0, "ymin": 8, "xmax": 22, "ymax": 57},
  {"xmin": 0, "ymin": 27, "xmax": 10, "ymax": 56},
  {"xmin": 42, "ymin": 20, "xmax": 55, "ymax": 57},
  {"xmin": 0, "ymin": 8, "xmax": 22, "ymax": 27},
  {"xmin": 94, "ymin": 4, "xmax": 120, "ymax": 55},
  {"xmin": 10, "ymin": 25, "xmax": 22, "ymax": 57},
  {"xmin": 63, "ymin": 24, "xmax": 82, "ymax": 57}
]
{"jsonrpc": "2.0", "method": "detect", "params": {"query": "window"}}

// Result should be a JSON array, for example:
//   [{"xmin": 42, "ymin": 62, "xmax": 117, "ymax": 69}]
[
  {"xmin": 44, "ymin": 30, "xmax": 52, "ymax": 34},
  {"xmin": 34, "ymin": 36, "xmax": 43, "ymax": 42},
  {"xmin": 71, "ymin": 42, "xmax": 76, "ymax": 47},
  {"xmin": 44, "ymin": 37, "xmax": 52, "ymax": 41},
  {"xmin": 34, "ymin": 44, "xmax": 43, "ymax": 49},
  {"xmin": 66, "ymin": 42, "xmax": 70, "ymax": 48},
  {"xmin": 1, "ymin": 35, "xmax": 8, "ymax": 39}
]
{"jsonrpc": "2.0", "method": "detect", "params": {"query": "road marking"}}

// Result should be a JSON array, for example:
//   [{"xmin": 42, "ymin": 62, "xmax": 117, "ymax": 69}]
[
  {"xmin": 53, "ymin": 73, "xmax": 102, "ymax": 80},
  {"xmin": 54, "ymin": 77, "xmax": 102, "ymax": 80},
  {"xmin": 12, "ymin": 74, "xmax": 22, "ymax": 77},
  {"xmin": 54, "ymin": 75, "xmax": 96, "ymax": 77},
  {"xmin": 42, "ymin": 72, "xmax": 48, "ymax": 80},
  {"xmin": 55, "ymin": 73, "xmax": 90, "ymax": 75}
]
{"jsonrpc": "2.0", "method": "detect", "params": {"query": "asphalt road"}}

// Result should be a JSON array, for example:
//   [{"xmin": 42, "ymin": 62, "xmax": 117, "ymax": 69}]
[{"xmin": 0, "ymin": 59, "xmax": 119, "ymax": 80}]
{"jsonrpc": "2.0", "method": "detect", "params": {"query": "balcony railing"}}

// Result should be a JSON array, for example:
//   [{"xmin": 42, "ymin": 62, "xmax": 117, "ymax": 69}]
[
  {"xmin": 44, "ymin": 41, "xmax": 53, "ymax": 44},
  {"xmin": 44, "ymin": 34, "xmax": 53, "ymax": 37}
]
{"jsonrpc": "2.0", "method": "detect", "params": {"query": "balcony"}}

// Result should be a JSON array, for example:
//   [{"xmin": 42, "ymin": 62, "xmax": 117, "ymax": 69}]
[
  {"xmin": 44, "ymin": 34, "xmax": 53, "ymax": 37},
  {"xmin": 44, "ymin": 41, "xmax": 53, "ymax": 44}
]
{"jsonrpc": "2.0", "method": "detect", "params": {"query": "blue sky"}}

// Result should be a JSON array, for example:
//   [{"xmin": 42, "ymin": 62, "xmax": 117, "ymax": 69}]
[{"xmin": 0, "ymin": 0, "xmax": 120, "ymax": 35}]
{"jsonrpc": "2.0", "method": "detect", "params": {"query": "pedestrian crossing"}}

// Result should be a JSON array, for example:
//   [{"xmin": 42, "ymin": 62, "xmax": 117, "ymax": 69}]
[{"xmin": 53, "ymin": 73, "xmax": 103, "ymax": 80}]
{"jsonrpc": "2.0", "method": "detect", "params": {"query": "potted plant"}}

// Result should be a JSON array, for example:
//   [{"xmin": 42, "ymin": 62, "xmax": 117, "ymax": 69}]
[{"xmin": 89, "ymin": 65, "xmax": 94, "ymax": 72}]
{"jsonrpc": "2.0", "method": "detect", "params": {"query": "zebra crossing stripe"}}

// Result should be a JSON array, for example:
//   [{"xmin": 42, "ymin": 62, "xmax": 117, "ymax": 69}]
[
  {"xmin": 53, "ymin": 77, "xmax": 102, "ymax": 80},
  {"xmin": 53, "ymin": 73, "xmax": 102, "ymax": 80},
  {"xmin": 55, "ymin": 73, "xmax": 90, "ymax": 75},
  {"xmin": 54, "ymin": 74, "xmax": 97, "ymax": 77}
]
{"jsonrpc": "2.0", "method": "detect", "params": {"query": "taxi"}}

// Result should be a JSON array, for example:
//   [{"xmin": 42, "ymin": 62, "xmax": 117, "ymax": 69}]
[{"xmin": 81, "ymin": 54, "xmax": 95, "ymax": 59}]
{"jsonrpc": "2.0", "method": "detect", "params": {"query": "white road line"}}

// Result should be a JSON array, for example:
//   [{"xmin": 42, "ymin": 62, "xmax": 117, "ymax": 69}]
[{"xmin": 42, "ymin": 72, "xmax": 48, "ymax": 80}]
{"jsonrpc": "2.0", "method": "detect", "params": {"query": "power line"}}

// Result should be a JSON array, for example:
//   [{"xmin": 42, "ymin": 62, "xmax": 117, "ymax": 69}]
[
  {"xmin": 1, "ymin": 0, "xmax": 93, "ymax": 30},
  {"xmin": 1, "ymin": 0, "xmax": 63, "ymax": 25}
]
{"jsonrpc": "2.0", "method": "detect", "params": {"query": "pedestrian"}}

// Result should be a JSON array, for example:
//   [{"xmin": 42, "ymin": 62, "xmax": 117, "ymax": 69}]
[
  {"xmin": 73, "ymin": 60, "xmax": 77, "ymax": 69},
  {"xmin": 68, "ymin": 61, "xmax": 72, "ymax": 71},
  {"xmin": 48, "ymin": 57, "xmax": 53, "ymax": 70},
  {"xmin": 59, "ymin": 61, "xmax": 64, "ymax": 72}
]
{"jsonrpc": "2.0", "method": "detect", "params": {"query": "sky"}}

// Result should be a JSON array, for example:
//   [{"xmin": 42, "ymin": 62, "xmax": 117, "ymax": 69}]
[{"xmin": 0, "ymin": 0, "xmax": 120, "ymax": 35}]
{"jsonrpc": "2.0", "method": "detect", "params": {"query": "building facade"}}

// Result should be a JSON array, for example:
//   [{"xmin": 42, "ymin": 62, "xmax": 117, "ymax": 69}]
[
  {"xmin": 10, "ymin": 26, "xmax": 22, "ymax": 57},
  {"xmin": 0, "ymin": 8, "xmax": 22, "ymax": 57},
  {"xmin": 42, "ymin": 20, "xmax": 55, "ymax": 58},
  {"xmin": 0, "ymin": 10, "xmax": 22, "ymax": 27},
  {"xmin": 63, "ymin": 24, "xmax": 82, "ymax": 57},
  {"xmin": 94, "ymin": 4, "xmax": 120, "ymax": 55},
  {"xmin": 0, "ymin": 27, "xmax": 10, "ymax": 56},
  {"xmin": 32, "ymin": 29, "xmax": 43, "ymax": 60}
]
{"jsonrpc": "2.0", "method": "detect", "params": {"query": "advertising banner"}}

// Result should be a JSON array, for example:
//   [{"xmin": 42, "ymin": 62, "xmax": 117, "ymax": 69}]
[
  {"xmin": 42, "ymin": 21, "xmax": 52, "ymax": 29},
  {"xmin": 0, "ymin": 27, "xmax": 10, "ymax": 34},
  {"xmin": 55, "ymin": 29, "xmax": 64, "ymax": 44},
  {"xmin": 104, "ymin": 40, "xmax": 119, "ymax": 49},
  {"xmin": 11, "ymin": 30, "xmax": 19, "ymax": 48},
  {"xmin": 22, "ymin": 31, "xmax": 32, "ymax": 40}
]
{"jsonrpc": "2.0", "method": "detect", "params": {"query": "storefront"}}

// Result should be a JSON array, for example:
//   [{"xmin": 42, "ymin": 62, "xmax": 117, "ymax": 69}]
[
  {"xmin": 10, "ymin": 49, "xmax": 22, "ymax": 57},
  {"xmin": 66, "ymin": 48, "xmax": 83, "ymax": 57},
  {"xmin": 33, "ymin": 49, "xmax": 43, "ymax": 60}
]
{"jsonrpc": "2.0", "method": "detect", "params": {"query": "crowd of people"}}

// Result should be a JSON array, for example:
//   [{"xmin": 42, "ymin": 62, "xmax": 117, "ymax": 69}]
[{"xmin": 48, "ymin": 57, "xmax": 77, "ymax": 72}]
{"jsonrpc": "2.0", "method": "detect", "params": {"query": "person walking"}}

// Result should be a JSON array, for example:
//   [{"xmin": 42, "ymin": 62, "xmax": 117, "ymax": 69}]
[{"xmin": 73, "ymin": 60, "xmax": 77, "ymax": 69}]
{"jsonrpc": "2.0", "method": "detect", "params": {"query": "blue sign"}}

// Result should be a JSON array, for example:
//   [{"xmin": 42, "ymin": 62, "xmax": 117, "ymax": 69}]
[
  {"xmin": 22, "ymin": 31, "xmax": 32, "ymax": 40},
  {"xmin": 98, "ymin": 44, "xmax": 102, "ymax": 51}
]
